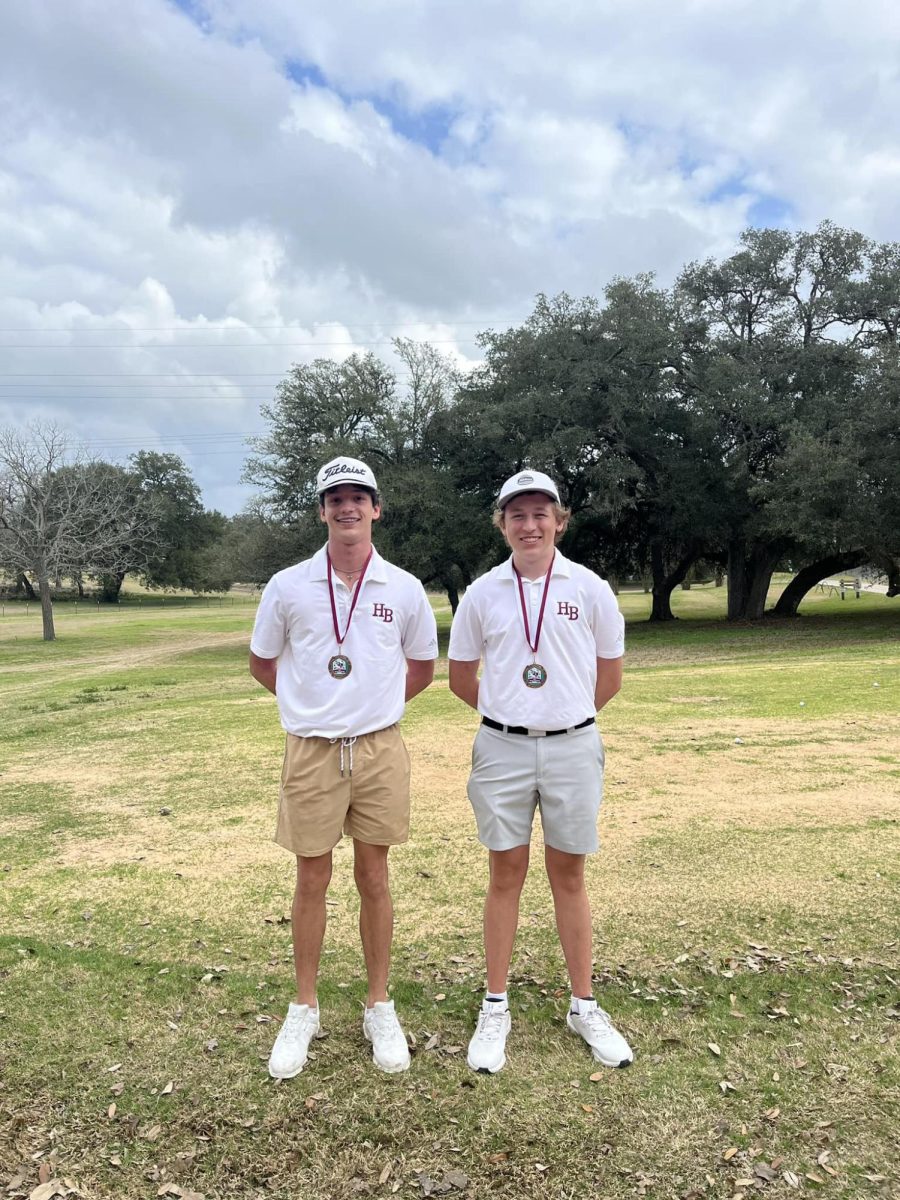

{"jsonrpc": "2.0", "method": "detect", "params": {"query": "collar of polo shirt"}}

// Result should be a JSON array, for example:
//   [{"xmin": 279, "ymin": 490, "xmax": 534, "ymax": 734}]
[
  {"xmin": 309, "ymin": 543, "xmax": 389, "ymax": 584},
  {"xmin": 497, "ymin": 553, "xmax": 572, "ymax": 581}
]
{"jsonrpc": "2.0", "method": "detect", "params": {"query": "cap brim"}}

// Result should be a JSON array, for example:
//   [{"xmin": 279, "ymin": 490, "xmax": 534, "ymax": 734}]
[{"xmin": 499, "ymin": 486, "xmax": 559, "ymax": 507}]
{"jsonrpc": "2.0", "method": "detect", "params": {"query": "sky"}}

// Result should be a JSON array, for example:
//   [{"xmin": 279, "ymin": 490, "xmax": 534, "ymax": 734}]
[{"xmin": 2, "ymin": 0, "xmax": 899, "ymax": 514}]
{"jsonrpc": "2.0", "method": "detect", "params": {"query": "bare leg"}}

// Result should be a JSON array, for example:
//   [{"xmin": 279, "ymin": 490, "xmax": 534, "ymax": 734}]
[
  {"xmin": 483, "ymin": 846, "xmax": 530, "ymax": 994},
  {"xmin": 353, "ymin": 840, "xmax": 393, "ymax": 1005},
  {"xmin": 544, "ymin": 846, "xmax": 593, "ymax": 997},
  {"xmin": 292, "ymin": 852, "xmax": 333, "ymax": 1006}
]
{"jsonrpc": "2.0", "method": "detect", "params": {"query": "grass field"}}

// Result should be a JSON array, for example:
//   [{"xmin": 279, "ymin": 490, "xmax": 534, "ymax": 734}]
[{"xmin": 1, "ymin": 582, "xmax": 898, "ymax": 1200}]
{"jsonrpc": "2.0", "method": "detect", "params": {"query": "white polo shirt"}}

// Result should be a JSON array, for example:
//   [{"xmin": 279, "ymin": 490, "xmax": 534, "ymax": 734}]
[
  {"xmin": 251, "ymin": 544, "xmax": 438, "ymax": 739},
  {"xmin": 448, "ymin": 552, "xmax": 624, "ymax": 731}
]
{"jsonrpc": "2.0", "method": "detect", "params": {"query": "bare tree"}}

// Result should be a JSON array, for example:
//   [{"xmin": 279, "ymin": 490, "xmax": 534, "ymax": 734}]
[{"xmin": 0, "ymin": 423, "xmax": 157, "ymax": 641}]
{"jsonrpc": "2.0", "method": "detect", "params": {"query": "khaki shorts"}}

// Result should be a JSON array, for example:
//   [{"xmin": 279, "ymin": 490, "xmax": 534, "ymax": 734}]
[{"xmin": 275, "ymin": 724, "xmax": 411, "ymax": 858}]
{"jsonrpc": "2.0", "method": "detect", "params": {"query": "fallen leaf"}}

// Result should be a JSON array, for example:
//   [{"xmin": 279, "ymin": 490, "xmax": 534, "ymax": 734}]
[
  {"xmin": 108, "ymin": 1157, "xmax": 122, "ymax": 1168},
  {"xmin": 143, "ymin": 1125, "xmax": 162, "ymax": 1141},
  {"xmin": 487, "ymin": 1152, "xmax": 508, "ymax": 1164},
  {"xmin": 581, "ymin": 1104, "xmax": 594, "ymax": 1113},
  {"xmin": 534, "ymin": 1164, "xmax": 548, "ymax": 1172},
  {"xmin": 424, "ymin": 1034, "xmax": 440, "ymax": 1051},
  {"xmin": 589, "ymin": 1071, "xmax": 603, "ymax": 1082},
  {"xmin": 783, "ymin": 1172, "xmax": 801, "ymax": 1188},
  {"xmin": 38, "ymin": 1165, "xmax": 52, "ymax": 1185},
  {"xmin": 719, "ymin": 1080, "xmax": 737, "ymax": 1093},
  {"xmin": 434, "ymin": 994, "xmax": 446, "ymax": 1002},
  {"xmin": 444, "ymin": 1171, "xmax": 468, "ymax": 1190},
  {"xmin": 753, "ymin": 1162, "xmax": 778, "ymax": 1182},
  {"xmin": 723, "ymin": 1148, "xmax": 738, "ymax": 1161},
  {"xmin": 708, "ymin": 1042, "xmax": 721, "ymax": 1057},
  {"xmin": 28, "ymin": 1183, "xmax": 62, "ymax": 1200},
  {"xmin": 107, "ymin": 1103, "xmax": 117, "ymax": 1119},
  {"xmin": 378, "ymin": 1164, "xmax": 391, "ymax": 1185},
  {"xmin": 764, "ymin": 1107, "xmax": 780, "ymax": 1121},
  {"xmin": 105, "ymin": 1063, "xmax": 122, "ymax": 1073}
]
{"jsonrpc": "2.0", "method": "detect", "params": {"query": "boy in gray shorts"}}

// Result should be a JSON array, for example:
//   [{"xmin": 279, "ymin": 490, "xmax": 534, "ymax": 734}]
[{"xmin": 448, "ymin": 470, "xmax": 632, "ymax": 1074}]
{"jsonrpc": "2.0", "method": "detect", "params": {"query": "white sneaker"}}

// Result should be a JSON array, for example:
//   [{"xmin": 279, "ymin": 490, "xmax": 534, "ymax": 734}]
[
  {"xmin": 567, "ymin": 1001, "xmax": 633, "ymax": 1068},
  {"xmin": 268, "ymin": 1003, "xmax": 320, "ymax": 1079},
  {"xmin": 363, "ymin": 1000, "xmax": 411, "ymax": 1073},
  {"xmin": 467, "ymin": 1000, "xmax": 511, "ymax": 1074}
]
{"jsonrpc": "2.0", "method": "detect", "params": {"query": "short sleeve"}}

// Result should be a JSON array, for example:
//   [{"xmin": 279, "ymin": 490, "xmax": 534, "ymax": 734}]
[
  {"xmin": 448, "ymin": 588, "xmax": 485, "ymax": 661},
  {"xmin": 592, "ymin": 580, "xmax": 625, "ymax": 658},
  {"xmin": 250, "ymin": 576, "xmax": 288, "ymax": 659},
  {"xmin": 401, "ymin": 582, "xmax": 439, "ymax": 660}
]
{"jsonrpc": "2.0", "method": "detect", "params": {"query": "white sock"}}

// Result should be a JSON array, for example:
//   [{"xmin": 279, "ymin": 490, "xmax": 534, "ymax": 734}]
[
  {"xmin": 485, "ymin": 990, "xmax": 508, "ymax": 1009},
  {"xmin": 570, "ymin": 995, "xmax": 597, "ymax": 1015}
]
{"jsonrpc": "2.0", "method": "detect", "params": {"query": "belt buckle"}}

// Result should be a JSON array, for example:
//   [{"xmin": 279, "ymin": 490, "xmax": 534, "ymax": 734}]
[{"xmin": 526, "ymin": 728, "xmax": 546, "ymax": 737}]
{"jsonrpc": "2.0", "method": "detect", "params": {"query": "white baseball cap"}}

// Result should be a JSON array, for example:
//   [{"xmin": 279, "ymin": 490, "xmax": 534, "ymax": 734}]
[
  {"xmin": 497, "ymin": 469, "xmax": 560, "ymax": 508},
  {"xmin": 316, "ymin": 456, "xmax": 378, "ymax": 494}
]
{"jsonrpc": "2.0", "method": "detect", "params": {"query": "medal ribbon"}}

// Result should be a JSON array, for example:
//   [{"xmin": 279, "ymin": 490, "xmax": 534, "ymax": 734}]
[
  {"xmin": 327, "ymin": 549, "xmax": 372, "ymax": 647},
  {"xmin": 512, "ymin": 552, "xmax": 554, "ymax": 657}
]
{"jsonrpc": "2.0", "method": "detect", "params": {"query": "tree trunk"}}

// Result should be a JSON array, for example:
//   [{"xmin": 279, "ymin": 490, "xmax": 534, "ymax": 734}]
[
  {"xmin": 16, "ymin": 572, "xmax": 37, "ymax": 600},
  {"xmin": 871, "ymin": 554, "xmax": 900, "ymax": 597},
  {"xmin": 770, "ymin": 550, "xmax": 867, "ymax": 617},
  {"xmin": 714, "ymin": 566, "xmax": 724, "ymax": 588},
  {"xmin": 99, "ymin": 570, "xmax": 126, "ymax": 603},
  {"xmin": 649, "ymin": 542, "xmax": 698, "ymax": 622},
  {"xmin": 38, "ymin": 574, "xmax": 56, "ymax": 641},
  {"xmin": 727, "ymin": 539, "xmax": 785, "ymax": 620},
  {"xmin": 444, "ymin": 579, "xmax": 460, "ymax": 615}
]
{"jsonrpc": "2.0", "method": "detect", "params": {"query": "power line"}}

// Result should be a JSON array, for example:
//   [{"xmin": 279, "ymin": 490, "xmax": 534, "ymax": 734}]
[
  {"xmin": 0, "ymin": 372, "xmax": 290, "ymax": 378},
  {"xmin": 0, "ymin": 317, "xmax": 517, "ymax": 332},
  {"xmin": 0, "ymin": 338, "xmax": 470, "ymax": 348}
]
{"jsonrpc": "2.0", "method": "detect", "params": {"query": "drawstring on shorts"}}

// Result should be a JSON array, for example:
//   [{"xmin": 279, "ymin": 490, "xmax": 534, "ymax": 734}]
[{"xmin": 330, "ymin": 735, "xmax": 357, "ymax": 776}]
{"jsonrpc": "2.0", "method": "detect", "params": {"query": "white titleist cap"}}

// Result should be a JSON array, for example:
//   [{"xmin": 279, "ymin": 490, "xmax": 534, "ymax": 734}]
[
  {"xmin": 497, "ymin": 469, "xmax": 560, "ymax": 508},
  {"xmin": 316, "ymin": 456, "xmax": 378, "ymax": 495}
]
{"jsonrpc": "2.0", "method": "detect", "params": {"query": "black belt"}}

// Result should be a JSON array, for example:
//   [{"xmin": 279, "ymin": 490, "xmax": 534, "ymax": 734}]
[{"xmin": 481, "ymin": 715, "xmax": 594, "ymax": 738}]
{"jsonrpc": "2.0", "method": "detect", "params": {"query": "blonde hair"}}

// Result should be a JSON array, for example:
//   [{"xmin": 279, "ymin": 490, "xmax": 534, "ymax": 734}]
[{"xmin": 492, "ymin": 496, "xmax": 571, "ymax": 542}]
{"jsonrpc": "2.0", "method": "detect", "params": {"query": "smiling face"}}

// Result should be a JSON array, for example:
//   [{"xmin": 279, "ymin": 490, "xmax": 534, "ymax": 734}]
[
  {"xmin": 498, "ymin": 491, "xmax": 566, "ymax": 576},
  {"xmin": 319, "ymin": 483, "xmax": 381, "ymax": 548}
]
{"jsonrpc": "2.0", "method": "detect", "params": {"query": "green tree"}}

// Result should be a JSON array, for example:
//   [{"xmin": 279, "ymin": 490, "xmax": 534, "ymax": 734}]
[
  {"xmin": 129, "ymin": 451, "xmax": 229, "ymax": 594},
  {"xmin": 245, "ymin": 342, "xmax": 493, "ymax": 609},
  {"xmin": 678, "ymin": 222, "xmax": 883, "ymax": 619}
]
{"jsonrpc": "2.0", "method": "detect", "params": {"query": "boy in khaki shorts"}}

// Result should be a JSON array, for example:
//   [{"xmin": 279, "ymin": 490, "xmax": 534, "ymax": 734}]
[
  {"xmin": 250, "ymin": 456, "xmax": 437, "ymax": 1077},
  {"xmin": 448, "ymin": 470, "xmax": 632, "ymax": 1074}
]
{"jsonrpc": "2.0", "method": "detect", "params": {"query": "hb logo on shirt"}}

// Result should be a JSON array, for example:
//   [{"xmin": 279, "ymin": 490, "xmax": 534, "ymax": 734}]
[
  {"xmin": 373, "ymin": 603, "xmax": 394, "ymax": 623},
  {"xmin": 557, "ymin": 601, "xmax": 579, "ymax": 621}
]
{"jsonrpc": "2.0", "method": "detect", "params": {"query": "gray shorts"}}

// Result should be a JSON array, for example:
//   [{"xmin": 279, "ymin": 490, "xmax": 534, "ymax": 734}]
[{"xmin": 466, "ymin": 722, "xmax": 604, "ymax": 854}]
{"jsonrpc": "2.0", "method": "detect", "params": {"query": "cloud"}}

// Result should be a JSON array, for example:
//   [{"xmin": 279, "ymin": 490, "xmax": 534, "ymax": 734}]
[{"xmin": 1, "ymin": 0, "xmax": 898, "ymax": 512}]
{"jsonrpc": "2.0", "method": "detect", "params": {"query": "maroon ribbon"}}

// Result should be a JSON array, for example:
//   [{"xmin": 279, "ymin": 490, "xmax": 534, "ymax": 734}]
[
  {"xmin": 512, "ymin": 552, "xmax": 554, "ymax": 655},
  {"xmin": 326, "ymin": 549, "xmax": 372, "ymax": 646}
]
